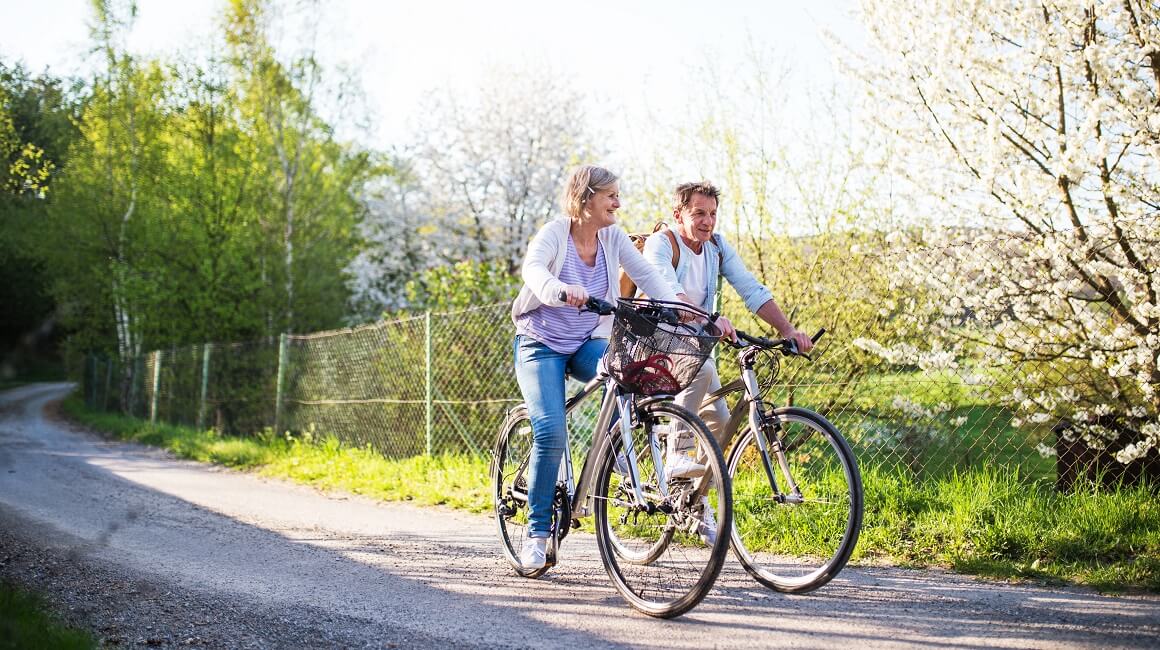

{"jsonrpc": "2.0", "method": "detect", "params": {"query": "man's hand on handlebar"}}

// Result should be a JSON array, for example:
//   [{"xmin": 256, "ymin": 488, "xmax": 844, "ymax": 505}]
[
  {"xmin": 713, "ymin": 315, "xmax": 738, "ymax": 343},
  {"xmin": 784, "ymin": 328, "xmax": 814, "ymax": 354}
]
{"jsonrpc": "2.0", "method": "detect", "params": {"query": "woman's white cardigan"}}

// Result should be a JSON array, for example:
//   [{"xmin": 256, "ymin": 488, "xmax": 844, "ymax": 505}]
[{"xmin": 511, "ymin": 218, "xmax": 680, "ymax": 339}]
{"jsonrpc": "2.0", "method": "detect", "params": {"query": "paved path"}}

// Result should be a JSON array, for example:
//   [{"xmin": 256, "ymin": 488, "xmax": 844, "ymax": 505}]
[{"xmin": 1, "ymin": 383, "xmax": 1157, "ymax": 648}]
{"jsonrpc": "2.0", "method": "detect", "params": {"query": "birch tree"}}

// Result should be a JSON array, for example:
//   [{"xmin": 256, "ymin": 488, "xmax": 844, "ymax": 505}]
[
  {"xmin": 44, "ymin": 0, "xmax": 169, "ymax": 403},
  {"xmin": 224, "ymin": 0, "xmax": 370, "ymax": 334}
]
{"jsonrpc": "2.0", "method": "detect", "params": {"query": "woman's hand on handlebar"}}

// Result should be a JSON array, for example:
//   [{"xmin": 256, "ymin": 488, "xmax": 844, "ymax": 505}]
[{"xmin": 559, "ymin": 285, "xmax": 589, "ymax": 308}]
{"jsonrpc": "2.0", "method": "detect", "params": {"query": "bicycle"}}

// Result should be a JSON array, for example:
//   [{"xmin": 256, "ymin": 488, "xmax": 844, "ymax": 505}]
[
  {"xmin": 706, "ymin": 327, "xmax": 864, "ymax": 593},
  {"xmin": 491, "ymin": 296, "xmax": 732, "ymax": 618}
]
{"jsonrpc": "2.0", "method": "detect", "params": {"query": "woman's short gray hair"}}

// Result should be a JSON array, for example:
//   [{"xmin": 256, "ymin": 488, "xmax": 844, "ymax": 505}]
[{"xmin": 560, "ymin": 164, "xmax": 618, "ymax": 220}]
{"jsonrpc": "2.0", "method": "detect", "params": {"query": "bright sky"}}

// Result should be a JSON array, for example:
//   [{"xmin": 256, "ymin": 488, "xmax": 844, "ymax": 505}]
[{"xmin": 0, "ymin": 0, "xmax": 864, "ymax": 165}]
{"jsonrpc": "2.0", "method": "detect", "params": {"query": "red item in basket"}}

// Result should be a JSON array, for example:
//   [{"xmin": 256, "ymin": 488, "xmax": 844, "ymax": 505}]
[{"xmin": 620, "ymin": 353, "xmax": 680, "ymax": 395}]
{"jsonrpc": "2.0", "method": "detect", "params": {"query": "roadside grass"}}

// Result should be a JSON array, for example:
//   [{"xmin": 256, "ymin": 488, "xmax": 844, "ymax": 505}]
[
  {"xmin": 61, "ymin": 396, "xmax": 490, "ymax": 512},
  {"xmin": 60, "ymin": 396, "xmax": 1160, "ymax": 593},
  {"xmin": 855, "ymin": 465, "xmax": 1160, "ymax": 592},
  {"xmin": 0, "ymin": 583, "xmax": 96, "ymax": 650}
]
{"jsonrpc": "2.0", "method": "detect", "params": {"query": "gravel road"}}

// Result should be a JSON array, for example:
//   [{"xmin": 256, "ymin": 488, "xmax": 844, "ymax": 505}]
[{"xmin": 1, "ymin": 382, "xmax": 1157, "ymax": 649}]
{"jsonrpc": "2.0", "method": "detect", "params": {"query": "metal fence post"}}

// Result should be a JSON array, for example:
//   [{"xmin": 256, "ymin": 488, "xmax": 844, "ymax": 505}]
[
  {"xmin": 84, "ymin": 354, "xmax": 93, "ymax": 406},
  {"xmin": 103, "ymin": 357, "xmax": 113, "ymax": 412},
  {"xmin": 197, "ymin": 343, "xmax": 212, "ymax": 430},
  {"xmin": 149, "ymin": 350, "xmax": 161, "ymax": 424},
  {"xmin": 425, "ymin": 310, "xmax": 433, "ymax": 457},
  {"xmin": 274, "ymin": 334, "xmax": 288, "ymax": 436}
]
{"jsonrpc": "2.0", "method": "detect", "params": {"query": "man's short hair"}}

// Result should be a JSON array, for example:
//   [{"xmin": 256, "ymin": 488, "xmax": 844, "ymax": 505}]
[{"xmin": 673, "ymin": 181, "xmax": 721, "ymax": 212}]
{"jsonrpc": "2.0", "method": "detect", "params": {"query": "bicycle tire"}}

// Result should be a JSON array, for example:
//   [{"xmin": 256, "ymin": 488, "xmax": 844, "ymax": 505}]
[
  {"xmin": 594, "ymin": 401, "xmax": 731, "ymax": 618},
  {"xmin": 491, "ymin": 406, "xmax": 551, "ymax": 578},
  {"xmin": 727, "ymin": 406, "xmax": 863, "ymax": 593}
]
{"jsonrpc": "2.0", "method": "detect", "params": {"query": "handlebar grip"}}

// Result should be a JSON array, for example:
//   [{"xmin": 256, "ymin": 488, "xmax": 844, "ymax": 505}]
[
  {"xmin": 812, "ymin": 328, "xmax": 826, "ymax": 343},
  {"xmin": 558, "ymin": 290, "xmax": 615, "ymax": 316},
  {"xmin": 734, "ymin": 330, "xmax": 766, "ymax": 348}
]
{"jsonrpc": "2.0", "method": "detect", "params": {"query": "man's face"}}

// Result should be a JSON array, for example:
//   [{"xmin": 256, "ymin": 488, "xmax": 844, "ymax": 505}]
[{"xmin": 674, "ymin": 193, "xmax": 718, "ymax": 245}]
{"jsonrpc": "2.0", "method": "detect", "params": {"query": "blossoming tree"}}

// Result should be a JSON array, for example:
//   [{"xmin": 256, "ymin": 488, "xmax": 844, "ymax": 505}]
[{"xmin": 846, "ymin": 0, "xmax": 1159, "ymax": 471}]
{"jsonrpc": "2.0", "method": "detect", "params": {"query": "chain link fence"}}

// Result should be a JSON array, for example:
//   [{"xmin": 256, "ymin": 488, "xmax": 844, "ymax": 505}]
[{"xmin": 81, "ymin": 224, "xmax": 1159, "ymax": 490}]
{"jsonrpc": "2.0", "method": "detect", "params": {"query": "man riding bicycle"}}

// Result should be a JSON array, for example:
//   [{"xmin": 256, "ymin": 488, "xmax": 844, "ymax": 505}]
[{"xmin": 641, "ymin": 181, "xmax": 813, "ymax": 543}]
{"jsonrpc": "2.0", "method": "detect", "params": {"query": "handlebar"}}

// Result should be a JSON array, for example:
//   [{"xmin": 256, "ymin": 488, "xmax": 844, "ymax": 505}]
[
  {"xmin": 557, "ymin": 291, "xmax": 682, "ymax": 325},
  {"xmin": 729, "ymin": 327, "xmax": 826, "ymax": 357}
]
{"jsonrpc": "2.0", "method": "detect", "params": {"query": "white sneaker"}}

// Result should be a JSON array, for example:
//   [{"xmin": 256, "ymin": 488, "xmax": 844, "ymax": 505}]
[
  {"xmin": 696, "ymin": 496, "xmax": 718, "ymax": 546},
  {"xmin": 520, "ymin": 537, "xmax": 548, "ymax": 570},
  {"xmin": 664, "ymin": 453, "xmax": 707, "ymax": 480}
]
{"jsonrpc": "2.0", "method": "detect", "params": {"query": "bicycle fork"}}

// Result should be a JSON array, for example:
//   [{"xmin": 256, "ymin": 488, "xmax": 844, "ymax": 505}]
[
  {"xmin": 614, "ymin": 392, "xmax": 671, "ymax": 507},
  {"xmin": 740, "ymin": 367, "xmax": 804, "ymax": 505}
]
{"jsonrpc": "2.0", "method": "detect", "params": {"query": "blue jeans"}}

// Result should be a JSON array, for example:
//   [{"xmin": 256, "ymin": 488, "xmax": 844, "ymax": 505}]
[{"xmin": 513, "ymin": 335, "xmax": 607, "ymax": 538}]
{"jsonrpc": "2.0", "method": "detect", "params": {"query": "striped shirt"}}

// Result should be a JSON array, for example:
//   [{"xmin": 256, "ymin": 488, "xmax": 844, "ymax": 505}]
[{"xmin": 515, "ymin": 235, "xmax": 608, "ymax": 354}]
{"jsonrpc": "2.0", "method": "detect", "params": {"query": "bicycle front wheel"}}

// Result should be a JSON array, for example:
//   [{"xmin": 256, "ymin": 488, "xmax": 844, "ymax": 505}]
[
  {"xmin": 491, "ymin": 406, "xmax": 550, "ymax": 578},
  {"xmin": 727, "ymin": 406, "xmax": 863, "ymax": 593},
  {"xmin": 594, "ymin": 401, "xmax": 731, "ymax": 618}
]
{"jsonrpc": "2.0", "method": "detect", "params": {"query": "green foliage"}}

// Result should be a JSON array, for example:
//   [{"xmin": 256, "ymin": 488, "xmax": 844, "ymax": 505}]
[
  {"xmin": 2, "ymin": 0, "xmax": 375, "ymax": 369},
  {"xmin": 0, "ymin": 61, "xmax": 80, "ymax": 201},
  {"xmin": 0, "ymin": 583, "xmax": 96, "ymax": 650},
  {"xmin": 0, "ymin": 61, "xmax": 83, "ymax": 374},
  {"xmin": 404, "ymin": 259, "xmax": 520, "ymax": 312}
]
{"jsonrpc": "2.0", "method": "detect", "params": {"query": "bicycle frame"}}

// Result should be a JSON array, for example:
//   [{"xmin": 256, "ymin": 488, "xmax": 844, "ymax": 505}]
[
  {"xmin": 555, "ymin": 371, "xmax": 671, "ymax": 521},
  {"xmin": 702, "ymin": 350, "xmax": 804, "ymax": 504}
]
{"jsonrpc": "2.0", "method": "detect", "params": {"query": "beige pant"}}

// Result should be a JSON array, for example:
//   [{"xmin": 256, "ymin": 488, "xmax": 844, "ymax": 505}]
[{"xmin": 668, "ymin": 360, "xmax": 730, "ymax": 458}]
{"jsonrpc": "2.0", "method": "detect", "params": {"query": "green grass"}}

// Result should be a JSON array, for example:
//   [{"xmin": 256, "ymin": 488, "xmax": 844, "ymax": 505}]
[
  {"xmin": 0, "ymin": 583, "xmax": 96, "ymax": 650},
  {"xmin": 60, "ymin": 396, "xmax": 1160, "ymax": 593},
  {"xmin": 857, "ymin": 465, "xmax": 1160, "ymax": 592},
  {"xmin": 61, "ymin": 396, "xmax": 492, "ymax": 512}
]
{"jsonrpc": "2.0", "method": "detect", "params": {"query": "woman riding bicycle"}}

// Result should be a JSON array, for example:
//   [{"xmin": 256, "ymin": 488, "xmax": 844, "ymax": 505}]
[{"xmin": 510, "ymin": 164, "xmax": 681, "ymax": 571}]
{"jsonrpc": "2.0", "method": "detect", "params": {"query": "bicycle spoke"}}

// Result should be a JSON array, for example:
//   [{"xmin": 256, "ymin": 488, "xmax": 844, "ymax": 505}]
[
  {"xmin": 728, "ymin": 408, "xmax": 863, "ymax": 593},
  {"xmin": 595, "ymin": 401, "xmax": 731, "ymax": 619},
  {"xmin": 492, "ymin": 408, "xmax": 550, "ymax": 578}
]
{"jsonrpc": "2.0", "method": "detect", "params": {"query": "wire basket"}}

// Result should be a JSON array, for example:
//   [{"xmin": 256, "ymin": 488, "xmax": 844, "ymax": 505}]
[{"xmin": 604, "ymin": 299, "xmax": 722, "ymax": 396}]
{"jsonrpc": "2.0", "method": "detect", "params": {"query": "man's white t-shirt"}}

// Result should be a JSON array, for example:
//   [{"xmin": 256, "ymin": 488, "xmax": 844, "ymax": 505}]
[{"xmin": 683, "ymin": 245, "xmax": 708, "ymax": 307}]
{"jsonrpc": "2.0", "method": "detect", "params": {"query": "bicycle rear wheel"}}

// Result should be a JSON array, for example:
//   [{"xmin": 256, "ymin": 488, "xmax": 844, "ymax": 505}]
[
  {"xmin": 727, "ymin": 406, "xmax": 863, "ymax": 593},
  {"xmin": 491, "ymin": 406, "xmax": 551, "ymax": 578},
  {"xmin": 594, "ymin": 401, "xmax": 731, "ymax": 618}
]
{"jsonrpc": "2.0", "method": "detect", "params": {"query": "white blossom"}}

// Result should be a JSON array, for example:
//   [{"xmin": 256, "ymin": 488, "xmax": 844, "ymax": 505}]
[{"xmin": 843, "ymin": 0, "xmax": 1160, "ymax": 465}]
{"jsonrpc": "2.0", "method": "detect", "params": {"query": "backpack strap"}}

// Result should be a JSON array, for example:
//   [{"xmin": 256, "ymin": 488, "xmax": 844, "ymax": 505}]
[
  {"xmin": 648, "ymin": 221, "xmax": 682, "ymax": 269},
  {"xmin": 665, "ymin": 228, "xmax": 680, "ymax": 268}
]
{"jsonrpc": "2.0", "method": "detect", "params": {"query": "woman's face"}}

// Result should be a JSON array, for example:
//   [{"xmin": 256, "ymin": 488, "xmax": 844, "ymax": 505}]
[{"xmin": 582, "ymin": 182, "xmax": 620, "ymax": 227}]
